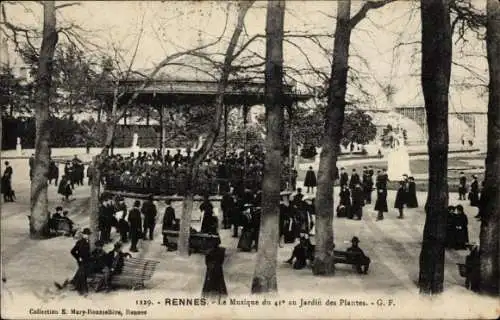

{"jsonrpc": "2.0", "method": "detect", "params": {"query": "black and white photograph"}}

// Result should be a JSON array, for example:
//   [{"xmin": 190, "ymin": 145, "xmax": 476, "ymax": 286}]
[{"xmin": 0, "ymin": 0, "xmax": 499, "ymax": 319}]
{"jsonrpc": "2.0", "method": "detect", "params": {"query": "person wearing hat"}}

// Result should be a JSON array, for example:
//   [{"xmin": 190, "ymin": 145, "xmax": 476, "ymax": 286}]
[
  {"xmin": 362, "ymin": 166, "xmax": 374, "ymax": 205},
  {"xmin": 141, "ymin": 194, "xmax": 157, "ymax": 241},
  {"xmin": 346, "ymin": 236, "xmax": 370, "ymax": 274},
  {"xmin": 48, "ymin": 206, "xmax": 63, "ymax": 233},
  {"xmin": 2, "ymin": 161, "xmax": 14, "ymax": 202},
  {"xmin": 128, "ymin": 200, "xmax": 142, "ymax": 252},
  {"xmin": 61, "ymin": 210, "xmax": 76, "ymax": 236},
  {"xmin": 394, "ymin": 180, "xmax": 407, "ymax": 219},
  {"xmin": 469, "ymin": 175, "xmax": 480, "ymax": 207},
  {"xmin": 105, "ymin": 241, "xmax": 132, "ymax": 289},
  {"xmin": 69, "ymin": 228, "xmax": 92, "ymax": 295}
]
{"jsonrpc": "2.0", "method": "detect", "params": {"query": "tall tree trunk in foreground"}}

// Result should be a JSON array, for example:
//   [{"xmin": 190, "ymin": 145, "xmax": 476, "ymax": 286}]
[
  {"xmin": 313, "ymin": 0, "xmax": 352, "ymax": 276},
  {"xmin": 250, "ymin": 0, "xmax": 285, "ymax": 293},
  {"xmin": 30, "ymin": 1, "xmax": 58, "ymax": 239},
  {"xmin": 88, "ymin": 118, "xmax": 115, "ymax": 250},
  {"xmin": 177, "ymin": 0, "xmax": 254, "ymax": 256},
  {"xmin": 418, "ymin": 0, "xmax": 452, "ymax": 295},
  {"xmin": 479, "ymin": 0, "xmax": 500, "ymax": 296}
]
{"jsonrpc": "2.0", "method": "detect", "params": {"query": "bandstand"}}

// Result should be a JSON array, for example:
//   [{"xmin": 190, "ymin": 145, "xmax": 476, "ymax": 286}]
[{"xmin": 96, "ymin": 78, "xmax": 312, "ymax": 200}]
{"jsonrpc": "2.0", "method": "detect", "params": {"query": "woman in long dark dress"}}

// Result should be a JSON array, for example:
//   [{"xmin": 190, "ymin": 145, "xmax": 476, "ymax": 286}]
[
  {"xmin": 202, "ymin": 238, "xmax": 227, "ymax": 297},
  {"xmin": 454, "ymin": 205, "xmax": 469, "ymax": 250},
  {"xmin": 58, "ymin": 175, "xmax": 73, "ymax": 201},
  {"xmin": 469, "ymin": 175, "xmax": 480, "ymax": 207},
  {"xmin": 406, "ymin": 177, "xmax": 418, "ymax": 208},
  {"xmin": 304, "ymin": 166, "xmax": 317, "ymax": 193}
]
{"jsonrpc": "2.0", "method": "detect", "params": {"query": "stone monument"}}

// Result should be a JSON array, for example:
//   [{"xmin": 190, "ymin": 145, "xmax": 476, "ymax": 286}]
[
  {"xmin": 386, "ymin": 130, "xmax": 411, "ymax": 181},
  {"xmin": 132, "ymin": 133, "xmax": 139, "ymax": 153},
  {"xmin": 16, "ymin": 137, "xmax": 22, "ymax": 156}
]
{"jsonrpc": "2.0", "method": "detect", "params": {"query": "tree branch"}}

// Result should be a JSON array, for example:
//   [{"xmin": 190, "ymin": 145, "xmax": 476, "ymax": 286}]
[{"xmin": 349, "ymin": 0, "xmax": 397, "ymax": 29}]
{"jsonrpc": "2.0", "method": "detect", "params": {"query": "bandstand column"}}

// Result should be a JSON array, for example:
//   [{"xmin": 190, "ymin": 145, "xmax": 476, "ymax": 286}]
[
  {"xmin": 161, "ymin": 105, "xmax": 167, "ymax": 158},
  {"xmin": 243, "ymin": 105, "xmax": 249, "ymax": 175}
]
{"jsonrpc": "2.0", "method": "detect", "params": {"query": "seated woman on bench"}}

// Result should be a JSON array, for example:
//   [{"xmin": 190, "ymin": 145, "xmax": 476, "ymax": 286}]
[
  {"xmin": 62, "ymin": 210, "xmax": 76, "ymax": 236},
  {"xmin": 106, "ymin": 242, "xmax": 132, "ymax": 284},
  {"xmin": 347, "ymin": 236, "xmax": 370, "ymax": 274}
]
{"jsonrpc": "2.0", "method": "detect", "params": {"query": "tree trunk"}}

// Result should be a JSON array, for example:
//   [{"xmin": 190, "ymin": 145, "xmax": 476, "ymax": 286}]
[
  {"xmin": 89, "ymin": 116, "xmax": 115, "ymax": 250},
  {"xmin": 479, "ymin": 0, "xmax": 500, "ymax": 296},
  {"xmin": 177, "ymin": 1, "xmax": 254, "ymax": 256},
  {"xmin": 250, "ymin": 0, "xmax": 285, "ymax": 294},
  {"xmin": 30, "ymin": 1, "xmax": 58, "ymax": 239},
  {"xmin": 418, "ymin": 0, "xmax": 452, "ymax": 295},
  {"xmin": 312, "ymin": 0, "xmax": 352, "ymax": 276}
]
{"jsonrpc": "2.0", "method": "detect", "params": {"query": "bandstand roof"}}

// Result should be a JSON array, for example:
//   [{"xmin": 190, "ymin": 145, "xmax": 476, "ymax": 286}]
[{"xmin": 97, "ymin": 79, "xmax": 313, "ymax": 107}]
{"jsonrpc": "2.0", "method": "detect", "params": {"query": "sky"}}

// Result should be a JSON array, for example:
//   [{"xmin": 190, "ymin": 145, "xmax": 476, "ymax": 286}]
[{"xmin": 1, "ymin": 0, "xmax": 489, "ymax": 113}]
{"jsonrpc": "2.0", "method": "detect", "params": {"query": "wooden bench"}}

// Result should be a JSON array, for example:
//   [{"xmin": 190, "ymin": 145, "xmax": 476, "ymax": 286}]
[
  {"xmin": 52, "ymin": 218, "xmax": 73, "ymax": 236},
  {"xmin": 162, "ymin": 230, "xmax": 221, "ymax": 254},
  {"xmin": 88, "ymin": 258, "xmax": 159, "ymax": 290},
  {"xmin": 333, "ymin": 250, "xmax": 366, "ymax": 266}
]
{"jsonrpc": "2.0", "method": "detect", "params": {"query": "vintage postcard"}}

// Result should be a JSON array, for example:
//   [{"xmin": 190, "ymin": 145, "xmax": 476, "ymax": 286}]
[{"xmin": 0, "ymin": 0, "xmax": 499, "ymax": 319}]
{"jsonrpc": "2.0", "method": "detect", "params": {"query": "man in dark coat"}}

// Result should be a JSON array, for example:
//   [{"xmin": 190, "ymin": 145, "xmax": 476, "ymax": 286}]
[
  {"xmin": 339, "ymin": 167, "xmax": 349, "ymax": 188},
  {"xmin": 105, "ymin": 241, "xmax": 132, "ymax": 290},
  {"xmin": 394, "ymin": 180, "xmax": 407, "ymax": 219},
  {"xmin": 162, "ymin": 200, "xmax": 177, "ymax": 231},
  {"xmin": 304, "ymin": 166, "xmax": 317, "ymax": 194},
  {"xmin": 141, "ymin": 195, "xmax": 157, "ymax": 241},
  {"xmin": 68, "ymin": 228, "xmax": 92, "ymax": 295},
  {"xmin": 338, "ymin": 185, "xmax": 351, "ymax": 218},
  {"xmin": 98, "ymin": 196, "xmax": 115, "ymax": 243},
  {"xmin": 221, "ymin": 192, "xmax": 234, "ymax": 229},
  {"xmin": 128, "ymin": 200, "xmax": 142, "ymax": 252},
  {"xmin": 375, "ymin": 170, "xmax": 388, "ymax": 220},
  {"xmin": 347, "ymin": 236, "xmax": 371, "ymax": 274},
  {"xmin": 349, "ymin": 169, "xmax": 361, "ymax": 190},
  {"xmin": 202, "ymin": 238, "xmax": 227, "ymax": 297},
  {"xmin": 454, "ymin": 205, "xmax": 469, "ymax": 250},
  {"xmin": 458, "ymin": 172, "xmax": 467, "ymax": 201},
  {"xmin": 362, "ymin": 167, "xmax": 373, "ymax": 204}
]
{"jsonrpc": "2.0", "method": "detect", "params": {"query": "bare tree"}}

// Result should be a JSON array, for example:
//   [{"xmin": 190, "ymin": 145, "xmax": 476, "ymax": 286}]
[
  {"xmin": 479, "ymin": 0, "xmax": 500, "ymax": 296},
  {"xmin": 177, "ymin": 0, "xmax": 255, "ymax": 256},
  {"xmin": 250, "ymin": 0, "xmax": 285, "ymax": 293},
  {"xmin": 313, "ymin": 0, "xmax": 395, "ymax": 276},
  {"xmin": 29, "ymin": 1, "xmax": 58, "ymax": 238},
  {"xmin": 418, "ymin": 0, "xmax": 452, "ymax": 295}
]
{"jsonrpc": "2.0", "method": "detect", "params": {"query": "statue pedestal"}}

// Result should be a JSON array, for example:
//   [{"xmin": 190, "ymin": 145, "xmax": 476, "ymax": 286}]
[{"xmin": 387, "ymin": 146, "xmax": 411, "ymax": 181}]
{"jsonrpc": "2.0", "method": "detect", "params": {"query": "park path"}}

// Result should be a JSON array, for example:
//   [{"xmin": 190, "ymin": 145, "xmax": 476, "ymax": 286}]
[{"xmin": 1, "ymin": 177, "xmax": 478, "ymax": 298}]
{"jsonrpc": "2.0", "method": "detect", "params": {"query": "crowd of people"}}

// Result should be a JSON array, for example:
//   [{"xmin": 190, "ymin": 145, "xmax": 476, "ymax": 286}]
[
  {"xmin": 335, "ymin": 166, "xmax": 418, "ymax": 221},
  {"xmin": 101, "ymin": 149, "xmax": 293, "ymax": 196}
]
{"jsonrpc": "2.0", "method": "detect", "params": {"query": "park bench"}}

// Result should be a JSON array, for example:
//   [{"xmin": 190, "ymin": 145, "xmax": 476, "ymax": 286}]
[
  {"xmin": 88, "ymin": 257, "xmax": 159, "ymax": 291},
  {"xmin": 333, "ymin": 250, "xmax": 365, "ymax": 267},
  {"xmin": 52, "ymin": 218, "xmax": 74, "ymax": 237},
  {"xmin": 162, "ymin": 230, "xmax": 221, "ymax": 254}
]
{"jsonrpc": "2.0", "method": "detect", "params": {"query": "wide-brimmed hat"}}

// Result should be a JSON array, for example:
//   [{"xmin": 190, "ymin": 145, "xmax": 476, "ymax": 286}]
[{"xmin": 82, "ymin": 228, "xmax": 92, "ymax": 235}]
